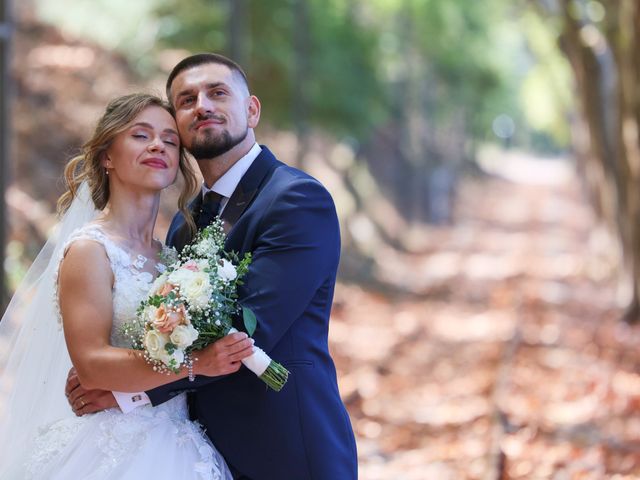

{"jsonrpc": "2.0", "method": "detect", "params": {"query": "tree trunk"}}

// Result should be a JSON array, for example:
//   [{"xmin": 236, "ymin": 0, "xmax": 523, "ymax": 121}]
[
  {"xmin": 227, "ymin": 0, "xmax": 248, "ymax": 66},
  {"xmin": 0, "ymin": 0, "xmax": 13, "ymax": 313},
  {"xmin": 611, "ymin": 0, "xmax": 640, "ymax": 322},
  {"xmin": 544, "ymin": 0, "xmax": 640, "ymax": 322}
]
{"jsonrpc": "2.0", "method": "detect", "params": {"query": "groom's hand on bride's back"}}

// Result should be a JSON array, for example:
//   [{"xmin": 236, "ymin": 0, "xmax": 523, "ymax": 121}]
[{"xmin": 65, "ymin": 367, "xmax": 118, "ymax": 416}]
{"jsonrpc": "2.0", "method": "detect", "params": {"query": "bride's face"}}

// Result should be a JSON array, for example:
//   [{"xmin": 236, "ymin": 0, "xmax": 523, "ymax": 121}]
[{"xmin": 104, "ymin": 106, "xmax": 181, "ymax": 192}]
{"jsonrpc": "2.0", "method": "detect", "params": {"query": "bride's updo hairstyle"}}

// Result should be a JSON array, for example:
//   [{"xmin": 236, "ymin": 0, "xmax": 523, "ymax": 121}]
[{"xmin": 57, "ymin": 93, "xmax": 198, "ymax": 232}]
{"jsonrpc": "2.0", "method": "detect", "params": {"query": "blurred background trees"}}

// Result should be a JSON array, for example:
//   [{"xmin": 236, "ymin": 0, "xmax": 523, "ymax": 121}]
[
  {"xmin": 9, "ymin": 0, "xmax": 640, "ymax": 322},
  {"xmin": 2, "ymin": 0, "xmax": 589, "ymax": 305},
  {"xmin": 7, "ymin": 0, "xmax": 640, "ymax": 476}
]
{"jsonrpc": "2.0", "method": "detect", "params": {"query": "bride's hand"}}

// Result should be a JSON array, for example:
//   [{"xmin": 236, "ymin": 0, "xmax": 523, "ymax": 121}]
[{"xmin": 193, "ymin": 331, "xmax": 255, "ymax": 377}]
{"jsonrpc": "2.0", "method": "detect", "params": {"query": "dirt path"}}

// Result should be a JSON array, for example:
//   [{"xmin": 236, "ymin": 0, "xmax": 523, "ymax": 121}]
[{"xmin": 331, "ymin": 158, "xmax": 640, "ymax": 479}]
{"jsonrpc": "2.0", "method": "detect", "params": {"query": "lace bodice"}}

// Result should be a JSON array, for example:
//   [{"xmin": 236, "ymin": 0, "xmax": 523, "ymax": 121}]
[
  {"xmin": 26, "ymin": 224, "xmax": 231, "ymax": 480},
  {"xmin": 53, "ymin": 223, "xmax": 190, "ymax": 421},
  {"xmin": 57, "ymin": 223, "xmax": 171, "ymax": 347}
]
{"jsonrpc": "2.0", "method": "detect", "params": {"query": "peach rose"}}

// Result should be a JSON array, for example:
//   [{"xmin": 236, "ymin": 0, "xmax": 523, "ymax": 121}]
[
  {"xmin": 158, "ymin": 283, "xmax": 175, "ymax": 297},
  {"xmin": 153, "ymin": 304, "xmax": 186, "ymax": 333}
]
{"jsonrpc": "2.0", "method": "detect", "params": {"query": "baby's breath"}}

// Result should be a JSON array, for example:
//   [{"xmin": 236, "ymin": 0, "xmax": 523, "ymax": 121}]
[{"xmin": 123, "ymin": 219, "xmax": 252, "ymax": 372}]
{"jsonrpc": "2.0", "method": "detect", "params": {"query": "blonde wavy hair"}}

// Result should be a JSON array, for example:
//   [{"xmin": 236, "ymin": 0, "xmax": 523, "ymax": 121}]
[{"xmin": 57, "ymin": 93, "xmax": 197, "ymax": 234}]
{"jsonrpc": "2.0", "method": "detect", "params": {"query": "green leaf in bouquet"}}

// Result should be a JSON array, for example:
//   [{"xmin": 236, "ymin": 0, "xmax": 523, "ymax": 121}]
[
  {"xmin": 148, "ymin": 294, "xmax": 164, "ymax": 307},
  {"xmin": 166, "ymin": 291, "xmax": 178, "ymax": 302},
  {"xmin": 242, "ymin": 306, "xmax": 257, "ymax": 336}
]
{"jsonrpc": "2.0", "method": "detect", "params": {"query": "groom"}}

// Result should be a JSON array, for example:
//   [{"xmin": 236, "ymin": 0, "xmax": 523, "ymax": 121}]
[{"xmin": 66, "ymin": 53, "xmax": 358, "ymax": 480}]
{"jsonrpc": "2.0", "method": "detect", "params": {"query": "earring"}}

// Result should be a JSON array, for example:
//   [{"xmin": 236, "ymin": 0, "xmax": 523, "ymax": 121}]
[{"xmin": 105, "ymin": 168, "xmax": 110, "ymax": 175}]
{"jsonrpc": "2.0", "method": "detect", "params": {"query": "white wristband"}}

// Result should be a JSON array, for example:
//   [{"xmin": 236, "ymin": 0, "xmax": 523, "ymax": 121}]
[{"xmin": 228, "ymin": 328, "xmax": 271, "ymax": 376}]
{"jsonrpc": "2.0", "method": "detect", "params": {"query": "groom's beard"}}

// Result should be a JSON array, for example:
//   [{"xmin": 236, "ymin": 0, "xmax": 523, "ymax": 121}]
[{"xmin": 189, "ymin": 120, "xmax": 249, "ymax": 160}]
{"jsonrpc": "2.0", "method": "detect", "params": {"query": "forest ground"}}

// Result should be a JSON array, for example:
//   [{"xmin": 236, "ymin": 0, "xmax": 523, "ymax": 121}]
[{"xmin": 330, "ymin": 152, "xmax": 640, "ymax": 479}]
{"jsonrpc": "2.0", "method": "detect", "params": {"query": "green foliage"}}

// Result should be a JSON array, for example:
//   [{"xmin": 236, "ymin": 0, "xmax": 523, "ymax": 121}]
[
  {"xmin": 242, "ymin": 306, "xmax": 257, "ymax": 336},
  {"xmin": 148, "ymin": 0, "xmax": 567, "ymax": 150},
  {"xmin": 148, "ymin": 294, "xmax": 165, "ymax": 307},
  {"xmin": 518, "ymin": 9, "xmax": 573, "ymax": 148},
  {"xmin": 30, "ymin": 0, "xmax": 573, "ymax": 153},
  {"xmin": 303, "ymin": 1, "xmax": 387, "ymax": 137},
  {"xmin": 36, "ymin": 0, "xmax": 568, "ymax": 152},
  {"xmin": 155, "ymin": 0, "xmax": 228, "ymax": 52},
  {"xmin": 154, "ymin": 0, "xmax": 385, "ymax": 139},
  {"xmin": 369, "ymin": 0, "xmax": 513, "ymax": 139},
  {"xmin": 33, "ymin": 0, "xmax": 161, "ymax": 52}
]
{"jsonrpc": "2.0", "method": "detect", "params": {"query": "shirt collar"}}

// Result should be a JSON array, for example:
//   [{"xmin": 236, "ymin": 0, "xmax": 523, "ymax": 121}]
[{"xmin": 202, "ymin": 143, "xmax": 262, "ymax": 199}]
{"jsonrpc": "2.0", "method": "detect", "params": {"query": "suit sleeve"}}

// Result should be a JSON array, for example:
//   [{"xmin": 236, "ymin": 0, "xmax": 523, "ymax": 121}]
[
  {"xmin": 240, "ymin": 178, "xmax": 340, "ymax": 351},
  {"xmin": 147, "ymin": 178, "xmax": 340, "ymax": 405}
]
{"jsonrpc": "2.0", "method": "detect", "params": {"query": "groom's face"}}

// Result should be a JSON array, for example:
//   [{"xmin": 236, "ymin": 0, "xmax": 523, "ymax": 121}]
[{"xmin": 170, "ymin": 63, "xmax": 257, "ymax": 160}]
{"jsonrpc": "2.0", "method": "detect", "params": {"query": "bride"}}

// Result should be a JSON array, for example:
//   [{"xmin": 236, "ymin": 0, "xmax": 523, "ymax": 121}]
[{"xmin": 0, "ymin": 93, "xmax": 254, "ymax": 479}]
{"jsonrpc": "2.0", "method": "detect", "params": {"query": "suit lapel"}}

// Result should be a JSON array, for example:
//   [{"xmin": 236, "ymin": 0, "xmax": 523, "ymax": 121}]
[
  {"xmin": 172, "ymin": 146, "xmax": 279, "ymax": 249},
  {"xmin": 220, "ymin": 146, "xmax": 279, "ymax": 233},
  {"xmin": 219, "ymin": 186, "xmax": 254, "ymax": 234}
]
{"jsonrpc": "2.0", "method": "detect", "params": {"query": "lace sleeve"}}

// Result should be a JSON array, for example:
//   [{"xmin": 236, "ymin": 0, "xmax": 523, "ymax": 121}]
[{"xmin": 53, "ymin": 225, "xmax": 120, "ymax": 325}]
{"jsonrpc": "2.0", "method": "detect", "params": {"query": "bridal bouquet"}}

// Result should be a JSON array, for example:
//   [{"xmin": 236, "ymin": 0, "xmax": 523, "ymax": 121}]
[{"xmin": 124, "ymin": 219, "xmax": 289, "ymax": 391}]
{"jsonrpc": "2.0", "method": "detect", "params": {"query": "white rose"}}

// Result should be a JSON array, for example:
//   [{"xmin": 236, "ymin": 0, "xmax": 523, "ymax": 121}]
[
  {"xmin": 143, "ymin": 305, "xmax": 158, "ymax": 324},
  {"xmin": 168, "ymin": 268, "xmax": 195, "ymax": 288},
  {"xmin": 181, "ymin": 272, "xmax": 212, "ymax": 308},
  {"xmin": 170, "ymin": 323, "xmax": 199, "ymax": 349},
  {"xmin": 144, "ymin": 330, "xmax": 186, "ymax": 367},
  {"xmin": 218, "ymin": 259, "xmax": 237, "ymax": 282},
  {"xmin": 160, "ymin": 348, "xmax": 184, "ymax": 367},
  {"xmin": 144, "ymin": 329, "xmax": 170, "ymax": 362}
]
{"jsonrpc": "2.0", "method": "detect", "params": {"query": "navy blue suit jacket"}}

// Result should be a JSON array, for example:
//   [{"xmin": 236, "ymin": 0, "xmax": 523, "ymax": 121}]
[{"xmin": 147, "ymin": 147, "xmax": 357, "ymax": 480}]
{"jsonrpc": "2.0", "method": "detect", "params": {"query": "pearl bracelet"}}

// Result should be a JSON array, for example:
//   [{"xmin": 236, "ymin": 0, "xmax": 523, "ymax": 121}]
[{"xmin": 186, "ymin": 354, "xmax": 195, "ymax": 382}]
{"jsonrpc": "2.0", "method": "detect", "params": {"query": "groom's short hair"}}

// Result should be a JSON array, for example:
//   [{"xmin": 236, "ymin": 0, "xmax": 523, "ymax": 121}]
[{"xmin": 166, "ymin": 53, "xmax": 249, "ymax": 102}]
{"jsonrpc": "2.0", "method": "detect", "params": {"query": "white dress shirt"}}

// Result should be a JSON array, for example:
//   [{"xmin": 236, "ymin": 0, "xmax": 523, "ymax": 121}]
[
  {"xmin": 201, "ymin": 142, "xmax": 262, "ymax": 214},
  {"xmin": 113, "ymin": 143, "xmax": 262, "ymax": 413}
]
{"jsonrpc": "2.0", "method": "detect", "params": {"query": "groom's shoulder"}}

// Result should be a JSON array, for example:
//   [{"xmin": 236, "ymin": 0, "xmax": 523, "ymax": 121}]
[{"xmin": 262, "ymin": 148, "xmax": 331, "ymax": 198}]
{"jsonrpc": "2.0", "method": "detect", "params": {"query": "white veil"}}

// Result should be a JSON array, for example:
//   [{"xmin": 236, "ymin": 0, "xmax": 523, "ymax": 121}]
[{"xmin": 0, "ymin": 182, "xmax": 98, "ymax": 476}]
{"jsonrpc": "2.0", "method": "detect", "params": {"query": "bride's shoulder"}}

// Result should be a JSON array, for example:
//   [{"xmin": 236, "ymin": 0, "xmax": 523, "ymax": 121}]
[
  {"xmin": 60, "ymin": 222, "xmax": 127, "ymax": 266},
  {"xmin": 61, "ymin": 225, "xmax": 111, "ymax": 263},
  {"xmin": 63, "ymin": 223, "xmax": 136, "ymax": 271},
  {"xmin": 68, "ymin": 222, "xmax": 107, "ymax": 240},
  {"xmin": 61, "ymin": 223, "xmax": 108, "ymax": 252},
  {"xmin": 57, "ymin": 236, "xmax": 112, "ymax": 287}
]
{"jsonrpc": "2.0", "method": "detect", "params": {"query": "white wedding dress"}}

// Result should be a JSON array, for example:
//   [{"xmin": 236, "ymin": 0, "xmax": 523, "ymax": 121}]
[{"xmin": 24, "ymin": 224, "xmax": 232, "ymax": 480}]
